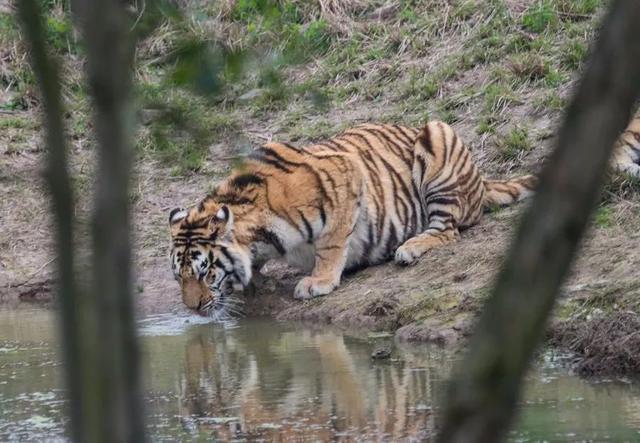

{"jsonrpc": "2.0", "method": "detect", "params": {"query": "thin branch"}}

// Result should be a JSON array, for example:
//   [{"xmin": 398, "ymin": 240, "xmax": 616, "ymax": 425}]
[{"xmin": 7, "ymin": 258, "xmax": 56, "ymax": 288}]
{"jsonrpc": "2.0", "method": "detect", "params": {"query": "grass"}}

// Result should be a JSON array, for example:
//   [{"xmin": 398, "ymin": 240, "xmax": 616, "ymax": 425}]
[
  {"xmin": 561, "ymin": 40, "xmax": 589, "ymax": 70},
  {"xmin": 477, "ymin": 116, "xmax": 499, "ymax": 135},
  {"xmin": 594, "ymin": 205, "xmax": 614, "ymax": 228},
  {"xmin": 0, "ymin": 116, "xmax": 39, "ymax": 130},
  {"xmin": 522, "ymin": 1, "xmax": 559, "ymax": 33},
  {"xmin": 483, "ymin": 83, "xmax": 519, "ymax": 115},
  {"xmin": 555, "ymin": 0, "xmax": 600, "ymax": 15},
  {"xmin": 534, "ymin": 92, "xmax": 567, "ymax": 112},
  {"xmin": 288, "ymin": 118, "xmax": 346, "ymax": 142},
  {"xmin": 0, "ymin": 0, "xmax": 609, "ymax": 172},
  {"xmin": 602, "ymin": 173, "xmax": 640, "ymax": 202},
  {"xmin": 496, "ymin": 126, "xmax": 533, "ymax": 161},
  {"xmin": 508, "ymin": 53, "xmax": 563, "ymax": 86},
  {"xmin": 402, "ymin": 69, "xmax": 440, "ymax": 102},
  {"xmin": 135, "ymin": 83, "xmax": 239, "ymax": 174}
]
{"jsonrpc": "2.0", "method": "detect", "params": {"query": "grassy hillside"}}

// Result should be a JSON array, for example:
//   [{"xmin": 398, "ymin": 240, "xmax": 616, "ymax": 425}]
[
  {"xmin": 2, "ymin": 0, "xmax": 640, "ymax": 375},
  {"xmin": 1, "ymin": 0, "xmax": 605, "ymax": 172}
]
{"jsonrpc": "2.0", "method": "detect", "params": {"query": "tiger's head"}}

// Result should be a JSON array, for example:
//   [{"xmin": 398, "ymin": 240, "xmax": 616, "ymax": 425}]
[{"xmin": 169, "ymin": 203, "xmax": 252, "ymax": 317}]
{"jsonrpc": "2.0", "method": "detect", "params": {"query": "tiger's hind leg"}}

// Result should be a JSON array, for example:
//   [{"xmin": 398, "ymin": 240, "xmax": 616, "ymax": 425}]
[{"xmin": 394, "ymin": 196, "xmax": 462, "ymax": 265}]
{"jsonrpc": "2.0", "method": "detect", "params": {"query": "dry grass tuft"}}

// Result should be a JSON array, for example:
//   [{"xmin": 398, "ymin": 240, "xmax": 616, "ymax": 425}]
[
  {"xmin": 315, "ymin": 0, "xmax": 370, "ymax": 36},
  {"xmin": 551, "ymin": 311, "xmax": 640, "ymax": 376}
]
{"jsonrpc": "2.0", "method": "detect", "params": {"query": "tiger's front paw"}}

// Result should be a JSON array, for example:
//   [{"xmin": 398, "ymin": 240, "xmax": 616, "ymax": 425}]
[{"xmin": 293, "ymin": 277, "xmax": 337, "ymax": 300}]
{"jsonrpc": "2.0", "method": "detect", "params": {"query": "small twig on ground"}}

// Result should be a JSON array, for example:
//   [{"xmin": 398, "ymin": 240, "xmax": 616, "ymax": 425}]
[
  {"xmin": 603, "ymin": 190, "xmax": 640, "ymax": 207},
  {"xmin": 7, "ymin": 257, "xmax": 56, "ymax": 288},
  {"xmin": 557, "ymin": 11, "xmax": 593, "ymax": 20}
]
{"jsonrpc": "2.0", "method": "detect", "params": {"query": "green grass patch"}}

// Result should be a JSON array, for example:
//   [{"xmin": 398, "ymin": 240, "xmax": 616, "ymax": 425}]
[
  {"xmin": 555, "ymin": 0, "xmax": 601, "ymax": 16},
  {"xmin": 561, "ymin": 40, "xmax": 589, "ymax": 70},
  {"xmin": 231, "ymin": 0, "xmax": 333, "ymax": 63},
  {"xmin": 0, "ymin": 11, "xmax": 19, "ymax": 41},
  {"xmin": 483, "ymin": 82, "xmax": 519, "ymax": 114},
  {"xmin": 438, "ymin": 109, "xmax": 460, "ymax": 125},
  {"xmin": 508, "ymin": 53, "xmax": 564, "ymax": 86},
  {"xmin": 0, "ymin": 116, "xmax": 38, "ymax": 130},
  {"xmin": 522, "ymin": 1, "xmax": 559, "ymax": 33},
  {"xmin": 402, "ymin": 70, "xmax": 439, "ymax": 101},
  {"xmin": 136, "ymin": 83, "xmax": 239, "ymax": 174},
  {"xmin": 496, "ymin": 126, "xmax": 532, "ymax": 161},
  {"xmin": 477, "ymin": 115, "xmax": 499, "ymax": 135},
  {"xmin": 534, "ymin": 91, "xmax": 567, "ymax": 112},
  {"xmin": 594, "ymin": 205, "xmax": 614, "ymax": 228},
  {"xmin": 45, "ymin": 13, "xmax": 78, "ymax": 55},
  {"xmin": 288, "ymin": 119, "xmax": 341, "ymax": 141}
]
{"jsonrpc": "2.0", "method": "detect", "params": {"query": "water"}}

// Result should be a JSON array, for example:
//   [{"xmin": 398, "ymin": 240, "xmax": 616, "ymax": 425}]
[{"xmin": 1, "ymin": 307, "xmax": 640, "ymax": 441}]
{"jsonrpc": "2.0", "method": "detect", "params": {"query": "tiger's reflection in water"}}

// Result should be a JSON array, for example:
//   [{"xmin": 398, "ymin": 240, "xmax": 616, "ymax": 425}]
[{"xmin": 160, "ymin": 320, "xmax": 451, "ymax": 441}]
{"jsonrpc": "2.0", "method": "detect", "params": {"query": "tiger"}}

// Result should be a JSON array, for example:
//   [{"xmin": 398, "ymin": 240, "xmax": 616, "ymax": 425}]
[
  {"xmin": 169, "ymin": 120, "xmax": 536, "ymax": 316},
  {"xmin": 611, "ymin": 115, "xmax": 640, "ymax": 178}
]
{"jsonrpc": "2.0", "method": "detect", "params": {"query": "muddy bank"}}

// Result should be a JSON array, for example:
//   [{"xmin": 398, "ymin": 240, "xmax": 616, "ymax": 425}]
[
  {"xmin": 5, "ymin": 206, "xmax": 639, "ymax": 377},
  {"xmin": 549, "ymin": 312, "xmax": 640, "ymax": 376},
  {"xmin": 239, "ymin": 215, "xmax": 640, "ymax": 381}
]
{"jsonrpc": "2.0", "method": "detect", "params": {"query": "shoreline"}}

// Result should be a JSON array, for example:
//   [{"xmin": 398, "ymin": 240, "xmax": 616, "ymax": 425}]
[{"xmin": 4, "ymin": 252, "xmax": 639, "ymax": 378}]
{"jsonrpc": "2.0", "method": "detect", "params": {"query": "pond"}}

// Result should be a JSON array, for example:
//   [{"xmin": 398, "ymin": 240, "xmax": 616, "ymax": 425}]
[{"xmin": 1, "ymin": 306, "xmax": 639, "ymax": 441}]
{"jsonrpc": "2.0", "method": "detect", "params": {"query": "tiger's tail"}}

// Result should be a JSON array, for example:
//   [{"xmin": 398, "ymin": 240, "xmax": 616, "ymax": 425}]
[{"xmin": 483, "ymin": 175, "xmax": 537, "ymax": 208}]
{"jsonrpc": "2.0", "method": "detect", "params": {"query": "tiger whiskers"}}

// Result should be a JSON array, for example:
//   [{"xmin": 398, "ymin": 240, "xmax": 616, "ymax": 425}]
[{"xmin": 206, "ymin": 291, "xmax": 245, "ymax": 321}]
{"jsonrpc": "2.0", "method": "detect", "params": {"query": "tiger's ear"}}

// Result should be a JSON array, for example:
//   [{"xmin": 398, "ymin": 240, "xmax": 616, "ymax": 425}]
[
  {"xmin": 169, "ymin": 207, "xmax": 187, "ymax": 226},
  {"xmin": 209, "ymin": 205, "xmax": 234, "ymax": 239}
]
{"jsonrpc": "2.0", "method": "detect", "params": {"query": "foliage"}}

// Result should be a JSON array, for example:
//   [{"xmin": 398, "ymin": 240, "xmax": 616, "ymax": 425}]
[
  {"xmin": 594, "ymin": 205, "xmax": 614, "ymax": 228},
  {"xmin": 522, "ymin": 1, "xmax": 559, "ymax": 33},
  {"xmin": 496, "ymin": 126, "xmax": 532, "ymax": 161},
  {"xmin": 1, "ymin": 0, "xmax": 608, "ymax": 169}
]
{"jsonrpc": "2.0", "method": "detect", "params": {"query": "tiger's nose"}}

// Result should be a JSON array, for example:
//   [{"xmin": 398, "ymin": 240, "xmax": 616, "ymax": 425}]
[{"xmin": 181, "ymin": 278, "xmax": 203, "ymax": 309}]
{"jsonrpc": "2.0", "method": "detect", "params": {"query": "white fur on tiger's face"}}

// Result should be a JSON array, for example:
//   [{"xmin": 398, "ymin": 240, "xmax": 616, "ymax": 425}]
[{"xmin": 170, "ymin": 121, "xmax": 537, "ymax": 317}]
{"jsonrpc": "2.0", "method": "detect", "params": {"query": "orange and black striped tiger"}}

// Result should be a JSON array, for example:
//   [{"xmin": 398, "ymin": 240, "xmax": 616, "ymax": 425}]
[
  {"xmin": 611, "ymin": 115, "xmax": 640, "ymax": 177},
  {"xmin": 169, "ymin": 121, "xmax": 536, "ymax": 316}
]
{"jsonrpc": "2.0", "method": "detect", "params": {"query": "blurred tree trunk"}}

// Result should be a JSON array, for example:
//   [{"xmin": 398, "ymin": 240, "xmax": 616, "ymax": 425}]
[
  {"xmin": 75, "ymin": 0, "xmax": 145, "ymax": 440},
  {"xmin": 437, "ymin": 1, "xmax": 640, "ymax": 442},
  {"xmin": 16, "ymin": 1, "xmax": 84, "ymax": 440},
  {"xmin": 18, "ymin": 0, "xmax": 145, "ymax": 441}
]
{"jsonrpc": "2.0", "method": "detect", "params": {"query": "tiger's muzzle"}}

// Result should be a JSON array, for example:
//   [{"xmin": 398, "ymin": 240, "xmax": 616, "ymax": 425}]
[{"xmin": 180, "ymin": 277, "xmax": 214, "ymax": 316}]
